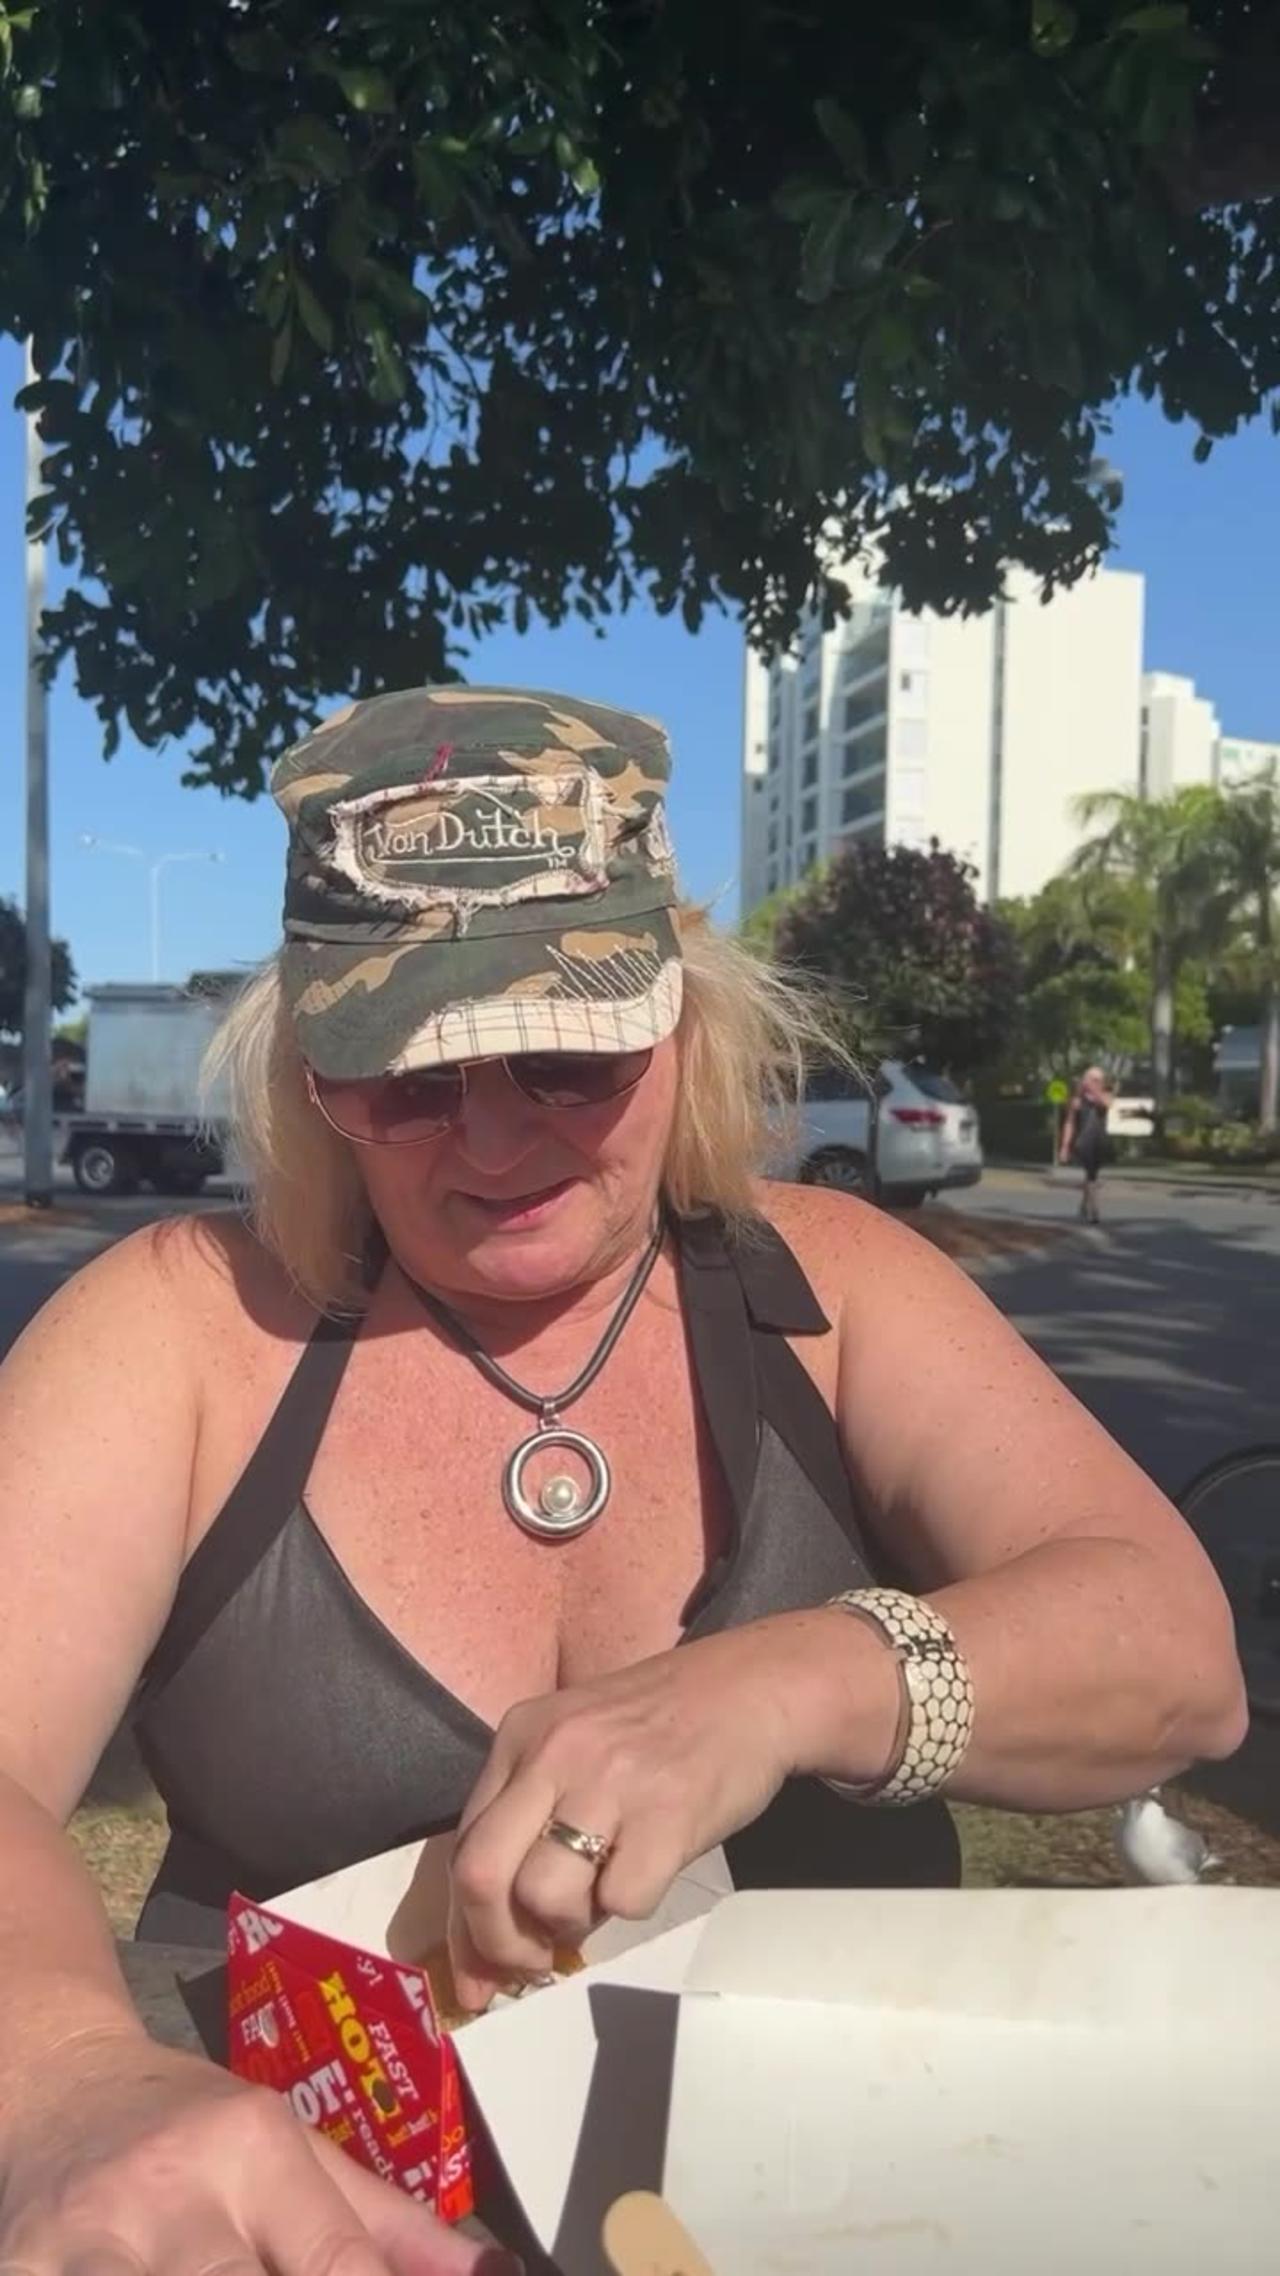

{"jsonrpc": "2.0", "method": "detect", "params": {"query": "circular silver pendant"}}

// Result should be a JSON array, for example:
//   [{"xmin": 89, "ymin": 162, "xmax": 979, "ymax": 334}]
[{"xmin": 503, "ymin": 1426, "xmax": 612, "ymax": 1541}]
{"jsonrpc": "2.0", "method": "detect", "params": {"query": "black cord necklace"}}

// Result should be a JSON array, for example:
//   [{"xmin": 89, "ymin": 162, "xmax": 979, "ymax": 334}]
[{"xmin": 403, "ymin": 1214, "xmax": 666, "ymax": 1540}]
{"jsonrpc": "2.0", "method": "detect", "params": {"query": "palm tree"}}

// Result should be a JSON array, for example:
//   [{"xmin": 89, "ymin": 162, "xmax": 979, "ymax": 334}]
[
  {"xmin": 1214, "ymin": 771, "xmax": 1280, "ymax": 1132},
  {"xmin": 1070, "ymin": 787, "xmax": 1235, "ymax": 1104}
]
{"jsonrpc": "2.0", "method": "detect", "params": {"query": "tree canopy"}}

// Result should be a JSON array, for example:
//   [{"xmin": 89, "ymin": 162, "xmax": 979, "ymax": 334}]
[
  {"xmin": 998, "ymin": 874, "xmax": 1149, "ymax": 1082},
  {"xmin": 774, "ymin": 839, "xmax": 1022, "ymax": 1076},
  {"xmin": 0, "ymin": 894, "xmax": 76, "ymax": 1038},
  {"xmin": 2, "ymin": 0, "xmax": 1278, "ymax": 794},
  {"xmin": 1070, "ymin": 783, "xmax": 1236, "ymax": 1096}
]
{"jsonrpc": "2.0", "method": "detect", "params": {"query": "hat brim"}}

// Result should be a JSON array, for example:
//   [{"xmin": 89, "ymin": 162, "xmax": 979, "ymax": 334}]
[{"xmin": 282, "ymin": 907, "xmax": 683, "ymax": 1080}]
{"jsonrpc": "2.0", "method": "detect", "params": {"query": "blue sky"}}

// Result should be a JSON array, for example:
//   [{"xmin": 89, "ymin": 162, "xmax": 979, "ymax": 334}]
[{"xmin": 0, "ymin": 327, "xmax": 1276, "ymax": 997}]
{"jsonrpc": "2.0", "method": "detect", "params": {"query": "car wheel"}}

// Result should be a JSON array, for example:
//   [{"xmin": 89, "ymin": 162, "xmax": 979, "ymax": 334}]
[
  {"xmin": 72, "ymin": 1140, "xmax": 140, "ymax": 1196},
  {"xmin": 800, "ymin": 1147, "xmax": 872, "ymax": 1198}
]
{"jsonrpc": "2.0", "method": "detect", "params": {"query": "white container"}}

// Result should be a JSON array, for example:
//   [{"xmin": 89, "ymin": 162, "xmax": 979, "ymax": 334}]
[
  {"xmin": 84, "ymin": 985, "xmax": 229, "ymax": 1120},
  {"xmin": 263, "ymin": 1841, "xmax": 1280, "ymax": 2276}
]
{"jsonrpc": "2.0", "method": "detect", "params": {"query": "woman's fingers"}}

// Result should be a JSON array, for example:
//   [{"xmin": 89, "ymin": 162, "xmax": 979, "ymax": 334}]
[
  {"xmin": 509, "ymin": 1799, "xmax": 617, "ymax": 1948},
  {"xmin": 59, "ymin": 2251, "xmax": 148, "ymax": 2276},
  {"xmin": 150, "ymin": 2231, "xmax": 266, "ymax": 2276},
  {"xmin": 271, "ymin": 2137, "xmax": 515, "ymax": 2276},
  {"xmin": 449, "ymin": 1778, "xmax": 563, "ymax": 1998},
  {"xmin": 595, "ymin": 1812, "xmax": 687, "ymax": 1924}
]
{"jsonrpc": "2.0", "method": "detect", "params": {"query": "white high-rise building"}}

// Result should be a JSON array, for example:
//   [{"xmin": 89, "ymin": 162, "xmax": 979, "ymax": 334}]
[
  {"xmin": 1219, "ymin": 733, "xmax": 1280, "ymax": 787},
  {"xmin": 740, "ymin": 561, "xmax": 1145, "ymax": 913},
  {"xmin": 1140, "ymin": 672, "xmax": 1221, "ymax": 796}
]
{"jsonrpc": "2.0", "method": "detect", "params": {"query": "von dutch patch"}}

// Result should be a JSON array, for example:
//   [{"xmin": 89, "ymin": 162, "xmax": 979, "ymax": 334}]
[{"xmin": 328, "ymin": 768, "xmax": 612, "ymax": 916}]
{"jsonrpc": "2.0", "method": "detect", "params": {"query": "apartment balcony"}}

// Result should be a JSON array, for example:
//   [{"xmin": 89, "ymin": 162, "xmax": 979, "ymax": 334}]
[{"xmin": 842, "ymin": 626, "xmax": 891, "ymax": 685}]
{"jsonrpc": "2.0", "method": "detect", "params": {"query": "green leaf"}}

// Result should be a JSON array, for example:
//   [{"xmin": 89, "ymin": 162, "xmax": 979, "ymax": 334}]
[
  {"xmin": 273, "ymin": 115, "xmax": 352, "ymax": 182},
  {"xmin": 1031, "ymin": 1, "xmax": 1078, "ymax": 57},
  {"xmin": 228, "ymin": 31, "xmax": 289, "ymax": 76},
  {"xmin": 846, "ymin": 203, "xmax": 909, "ymax": 279},
  {"xmin": 257, "ymin": 259, "xmax": 292, "ymax": 328},
  {"xmin": 294, "ymin": 275, "xmax": 334, "ymax": 353},
  {"xmin": 513, "ymin": 591, "xmax": 530, "ymax": 634},
  {"xmin": 1193, "ymin": 433, "xmax": 1213, "ymax": 463},
  {"xmin": 884, "ymin": 111, "xmax": 928, "ymax": 185},
  {"xmin": 570, "ymin": 153, "xmax": 600, "ymax": 195},
  {"xmin": 12, "ymin": 82, "xmax": 41, "ymax": 118},
  {"xmin": 412, "ymin": 144, "xmax": 460, "ymax": 221},
  {"xmin": 360, "ymin": 257, "xmax": 432, "ymax": 323},
  {"xmin": 1114, "ymin": 4, "xmax": 1190, "ymax": 33},
  {"xmin": 867, "ymin": 311, "xmax": 915, "ymax": 372},
  {"xmin": 799, "ymin": 195, "xmax": 853, "ymax": 303},
  {"xmin": 367, "ymin": 324, "xmax": 408, "ymax": 402},
  {"xmin": 270, "ymin": 320, "xmax": 294, "ymax": 387},
  {"xmin": 508, "ymin": 125, "xmax": 552, "ymax": 158},
  {"xmin": 814, "ymin": 98, "xmax": 868, "ymax": 183},
  {"xmin": 774, "ymin": 177, "xmax": 839, "ymax": 227},
  {"xmin": 332, "ymin": 64, "xmax": 397, "ymax": 114}
]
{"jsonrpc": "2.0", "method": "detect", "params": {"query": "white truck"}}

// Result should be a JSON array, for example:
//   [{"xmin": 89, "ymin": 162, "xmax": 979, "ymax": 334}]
[{"xmin": 60, "ymin": 976, "xmax": 238, "ymax": 1196}]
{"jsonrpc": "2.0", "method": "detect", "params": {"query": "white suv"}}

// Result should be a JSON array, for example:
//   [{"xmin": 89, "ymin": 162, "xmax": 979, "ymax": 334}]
[{"xmin": 770, "ymin": 1061, "xmax": 984, "ymax": 1207}]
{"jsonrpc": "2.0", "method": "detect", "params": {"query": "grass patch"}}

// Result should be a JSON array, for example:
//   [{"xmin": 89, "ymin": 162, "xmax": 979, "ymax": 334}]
[
  {"xmin": 70, "ymin": 1804, "xmax": 169, "ymax": 1936},
  {"xmin": 78, "ymin": 1780, "xmax": 1280, "ymax": 1947},
  {"xmin": 0, "ymin": 1202, "xmax": 98, "ymax": 1231}
]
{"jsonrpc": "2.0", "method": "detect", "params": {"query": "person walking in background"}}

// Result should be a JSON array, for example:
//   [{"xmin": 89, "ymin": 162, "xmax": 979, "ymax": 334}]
[{"xmin": 1061, "ymin": 1065, "xmax": 1113, "ymax": 1224}]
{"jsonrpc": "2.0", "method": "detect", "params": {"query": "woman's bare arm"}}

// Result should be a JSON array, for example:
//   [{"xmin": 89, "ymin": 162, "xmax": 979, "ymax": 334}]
[
  {"xmin": 784, "ymin": 1193, "xmax": 1247, "ymax": 1808},
  {"xmin": 0, "ymin": 1225, "xmax": 201, "ymax": 2082}
]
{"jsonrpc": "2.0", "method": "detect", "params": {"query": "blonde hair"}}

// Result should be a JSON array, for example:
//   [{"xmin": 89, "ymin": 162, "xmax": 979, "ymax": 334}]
[{"xmin": 204, "ymin": 906, "xmax": 845, "ymax": 1312}]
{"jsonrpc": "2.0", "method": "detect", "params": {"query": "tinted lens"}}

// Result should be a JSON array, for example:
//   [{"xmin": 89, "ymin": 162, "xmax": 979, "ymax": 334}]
[
  {"xmin": 510, "ymin": 1048, "xmax": 653, "ymax": 1110},
  {"xmin": 312, "ymin": 1067, "xmax": 464, "ymax": 1144}
]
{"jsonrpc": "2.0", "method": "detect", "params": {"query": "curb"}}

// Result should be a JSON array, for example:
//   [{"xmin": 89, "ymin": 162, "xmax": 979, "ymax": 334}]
[{"xmin": 988, "ymin": 1159, "xmax": 1280, "ymax": 1197}]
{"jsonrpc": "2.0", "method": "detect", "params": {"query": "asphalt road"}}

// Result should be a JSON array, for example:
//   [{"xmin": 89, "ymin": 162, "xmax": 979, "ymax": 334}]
[
  {"xmin": 3, "ymin": 1149, "xmax": 1277, "ymax": 1498},
  {"xmin": 0, "ymin": 1152, "xmax": 239, "ymax": 1357},
  {"xmin": 953, "ymin": 1165, "xmax": 1280, "ymax": 1500}
]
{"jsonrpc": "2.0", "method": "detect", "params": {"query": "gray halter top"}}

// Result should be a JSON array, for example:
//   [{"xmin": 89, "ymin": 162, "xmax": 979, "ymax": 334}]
[{"xmin": 133, "ymin": 1212, "xmax": 959, "ymax": 1946}]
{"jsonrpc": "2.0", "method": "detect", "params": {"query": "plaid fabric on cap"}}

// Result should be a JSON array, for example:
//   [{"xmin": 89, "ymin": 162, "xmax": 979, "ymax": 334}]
[{"xmin": 271, "ymin": 686, "xmax": 682, "ymax": 1078}]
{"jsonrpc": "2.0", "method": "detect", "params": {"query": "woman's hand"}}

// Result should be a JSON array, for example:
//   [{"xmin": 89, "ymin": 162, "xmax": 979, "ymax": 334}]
[
  {"xmin": 447, "ymin": 1612, "xmax": 898, "ymax": 2010},
  {"xmin": 0, "ymin": 2029, "xmax": 515, "ymax": 2276}
]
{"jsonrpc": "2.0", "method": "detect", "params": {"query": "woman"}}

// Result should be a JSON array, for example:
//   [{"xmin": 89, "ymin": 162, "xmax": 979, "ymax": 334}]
[
  {"xmin": 0, "ymin": 688, "xmax": 1246, "ymax": 2276},
  {"xmin": 1061, "ymin": 1064, "xmax": 1114, "ymax": 1224}
]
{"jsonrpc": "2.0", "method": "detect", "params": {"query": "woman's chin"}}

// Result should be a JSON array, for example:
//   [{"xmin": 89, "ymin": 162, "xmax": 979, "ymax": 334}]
[{"xmin": 401, "ymin": 1181, "xmax": 608, "ymax": 1299}]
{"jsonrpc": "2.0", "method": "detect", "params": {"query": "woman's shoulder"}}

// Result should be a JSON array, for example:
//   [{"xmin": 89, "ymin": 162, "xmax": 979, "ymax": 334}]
[
  {"xmin": 36, "ymin": 1206, "xmax": 317, "ymax": 1367},
  {"xmin": 747, "ymin": 1178, "xmax": 956, "ymax": 1322}
]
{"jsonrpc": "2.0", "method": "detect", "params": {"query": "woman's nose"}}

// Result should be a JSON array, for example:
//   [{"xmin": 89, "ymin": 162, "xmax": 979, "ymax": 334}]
[{"xmin": 451, "ymin": 1060, "xmax": 544, "ymax": 1171}]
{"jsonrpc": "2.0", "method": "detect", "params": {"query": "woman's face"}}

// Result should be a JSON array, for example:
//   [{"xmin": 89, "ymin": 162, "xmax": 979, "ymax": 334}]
[{"xmin": 350, "ymin": 1038, "xmax": 679, "ymax": 1302}]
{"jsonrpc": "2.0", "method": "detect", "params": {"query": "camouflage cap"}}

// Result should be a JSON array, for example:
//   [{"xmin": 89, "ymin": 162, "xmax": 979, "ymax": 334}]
[{"xmin": 270, "ymin": 686, "xmax": 683, "ymax": 1079}]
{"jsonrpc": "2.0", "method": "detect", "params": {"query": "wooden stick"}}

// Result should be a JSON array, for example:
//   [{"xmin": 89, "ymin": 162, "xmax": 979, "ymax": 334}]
[{"xmin": 602, "ymin": 2191, "xmax": 718, "ymax": 2276}]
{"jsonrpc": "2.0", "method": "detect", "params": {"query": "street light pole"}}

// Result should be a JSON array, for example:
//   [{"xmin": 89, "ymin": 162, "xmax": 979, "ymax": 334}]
[{"xmin": 21, "ymin": 337, "xmax": 53, "ymax": 1209}]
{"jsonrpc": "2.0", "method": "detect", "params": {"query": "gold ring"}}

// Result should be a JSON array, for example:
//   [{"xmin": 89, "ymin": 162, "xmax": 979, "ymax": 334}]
[{"xmin": 540, "ymin": 1817, "xmax": 612, "ymax": 1866}]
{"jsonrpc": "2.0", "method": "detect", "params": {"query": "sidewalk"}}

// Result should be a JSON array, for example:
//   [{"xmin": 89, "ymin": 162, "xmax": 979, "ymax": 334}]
[{"xmin": 988, "ymin": 1155, "xmax": 1280, "ymax": 1198}]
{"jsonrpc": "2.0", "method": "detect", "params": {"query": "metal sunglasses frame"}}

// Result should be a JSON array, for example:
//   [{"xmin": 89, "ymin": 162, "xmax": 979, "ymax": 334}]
[{"xmin": 304, "ymin": 1048, "xmax": 654, "ymax": 1147}]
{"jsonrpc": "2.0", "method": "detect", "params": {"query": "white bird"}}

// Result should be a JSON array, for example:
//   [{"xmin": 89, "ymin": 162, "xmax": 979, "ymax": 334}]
[{"xmin": 1115, "ymin": 1788, "xmax": 1221, "ymax": 1886}]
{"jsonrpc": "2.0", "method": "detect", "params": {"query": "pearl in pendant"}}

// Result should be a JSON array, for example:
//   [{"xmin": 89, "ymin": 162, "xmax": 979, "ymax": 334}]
[{"xmin": 540, "ymin": 1474, "xmax": 583, "ymax": 1520}]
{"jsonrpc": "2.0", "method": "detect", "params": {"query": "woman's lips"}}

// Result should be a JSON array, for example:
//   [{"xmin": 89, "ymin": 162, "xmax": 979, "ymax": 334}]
[{"xmin": 459, "ymin": 1177, "xmax": 577, "ymax": 1227}]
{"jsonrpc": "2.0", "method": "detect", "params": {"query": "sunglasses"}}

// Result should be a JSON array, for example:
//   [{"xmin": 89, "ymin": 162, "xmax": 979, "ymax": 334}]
[{"xmin": 305, "ymin": 1047, "xmax": 654, "ymax": 1146}]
